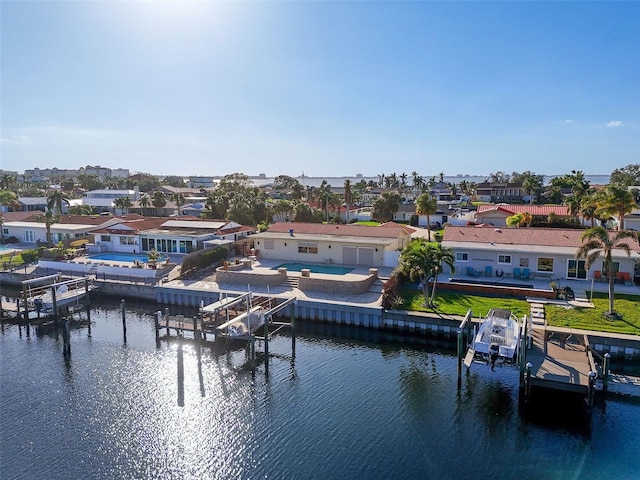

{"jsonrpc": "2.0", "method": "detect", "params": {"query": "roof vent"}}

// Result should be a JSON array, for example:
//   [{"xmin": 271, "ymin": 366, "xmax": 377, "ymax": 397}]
[{"xmin": 494, "ymin": 228, "xmax": 502, "ymax": 232}]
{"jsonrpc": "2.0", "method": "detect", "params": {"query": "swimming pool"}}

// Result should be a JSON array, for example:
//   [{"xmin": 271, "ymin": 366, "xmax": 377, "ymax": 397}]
[
  {"xmin": 272, "ymin": 262, "xmax": 354, "ymax": 275},
  {"xmin": 88, "ymin": 253, "xmax": 168, "ymax": 263}
]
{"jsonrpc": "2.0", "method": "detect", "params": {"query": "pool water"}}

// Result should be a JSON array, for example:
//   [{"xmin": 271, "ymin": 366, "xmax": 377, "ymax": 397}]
[
  {"xmin": 88, "ymin": 253, "xmax": 168, "ymax": 263},
  {"xmin": 273, "ymin": 262, "xmax": 354, "ymax": 275}
]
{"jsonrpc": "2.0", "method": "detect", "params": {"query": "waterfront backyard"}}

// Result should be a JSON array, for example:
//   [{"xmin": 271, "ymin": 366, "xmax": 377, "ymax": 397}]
[{"xmin": 398, "ymin": 288, "xmax": 640, "ymax": 336}]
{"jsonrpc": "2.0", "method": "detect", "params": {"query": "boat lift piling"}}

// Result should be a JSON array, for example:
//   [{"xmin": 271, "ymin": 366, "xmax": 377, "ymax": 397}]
[
  {"xmin": 121, "ymin": 299, "xmax": 127, "ymax": 342},
  {"xmin": 457, "ymin": 309, "xmax": 476, "ymax": 388}
]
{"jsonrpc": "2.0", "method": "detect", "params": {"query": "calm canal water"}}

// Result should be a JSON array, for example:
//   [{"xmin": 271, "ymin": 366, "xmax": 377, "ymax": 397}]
[{"xmin": 1, "ymin": 300, "xmax": 639, "ymax": 480}]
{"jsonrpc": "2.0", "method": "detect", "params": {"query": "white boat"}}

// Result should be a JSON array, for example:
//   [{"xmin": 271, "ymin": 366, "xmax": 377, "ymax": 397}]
[
  {"xmin": 472, "ymin": 308, "xmax": 520, "ymax": 369},
  {"xmin": 217, "ymin": 306, "xmax": 266, "ymax": 338}
]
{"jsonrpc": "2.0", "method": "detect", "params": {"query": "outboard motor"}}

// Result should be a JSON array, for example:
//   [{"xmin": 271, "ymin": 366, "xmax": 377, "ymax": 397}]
[{"xmin": 489, "ymin": 343, "xmax": 499, "ymax": 371}]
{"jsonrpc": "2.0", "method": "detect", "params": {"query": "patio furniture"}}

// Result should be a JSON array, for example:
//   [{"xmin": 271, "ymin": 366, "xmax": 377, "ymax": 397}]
[
  {"xmin": 521, "ymin": 268, "xmax": 530, "ymax": 280},
  {"xmin": 513, "ymin": 267, "xmax": 521, "ymax": 279},
  {"xmin": 485, "ymin": 265, "xmax": 492, "ymax": 277},
  {"xmin": 467, "ymin": 266, "xmax": 479, "ymax": 277},
  {"xmin": 594, "ymin": 270, "xmax": 602, "ymax": 282}
]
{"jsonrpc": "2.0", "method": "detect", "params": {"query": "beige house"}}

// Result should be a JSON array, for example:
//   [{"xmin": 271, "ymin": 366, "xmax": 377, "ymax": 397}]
[
  {"xmin": 251, "ymin": 222, "xmax": 413, "ymax": 267},
  {"xmin": 476, "ymin": 204, "xmax": 574, "ymax": 226}
]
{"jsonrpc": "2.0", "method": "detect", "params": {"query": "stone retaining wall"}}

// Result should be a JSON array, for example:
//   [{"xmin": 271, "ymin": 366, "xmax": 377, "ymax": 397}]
[
  {"xmin": 215, "ymin": 267, "xmax": 287, "ymax": 287},
  {"xmin": 298, "ymin": 273, "xmax": 377, "ymax": 294}
]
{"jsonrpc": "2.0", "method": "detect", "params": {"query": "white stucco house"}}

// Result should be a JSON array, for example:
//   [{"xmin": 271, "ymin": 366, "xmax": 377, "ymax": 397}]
[
  {"xmin": 250, "ymin": 222, "xmax": 413, "ymax": 267},
  {"xmin": 442, "ymin": 225, "xmax": 640, "ymax": 283}
]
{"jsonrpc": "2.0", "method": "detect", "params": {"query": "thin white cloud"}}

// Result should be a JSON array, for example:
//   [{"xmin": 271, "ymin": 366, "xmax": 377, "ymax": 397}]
[
  {"xmin": 606, "ymin": 120, "xmax": 624, "ymax": 127},
  {"xmin": 564, "ymin": 119, "xmax": 574, "ymax": 124}
]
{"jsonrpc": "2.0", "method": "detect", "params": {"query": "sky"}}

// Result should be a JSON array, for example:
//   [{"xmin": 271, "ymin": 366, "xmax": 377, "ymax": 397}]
[{"xmin": 1, "ymin": 1, "xmax": 638, "ymax": 178}]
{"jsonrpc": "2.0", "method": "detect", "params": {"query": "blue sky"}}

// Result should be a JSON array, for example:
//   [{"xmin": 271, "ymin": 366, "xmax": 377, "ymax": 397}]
[{"xmin": 1, "ymin": 1, "xmax": 638, "ymax": 178}]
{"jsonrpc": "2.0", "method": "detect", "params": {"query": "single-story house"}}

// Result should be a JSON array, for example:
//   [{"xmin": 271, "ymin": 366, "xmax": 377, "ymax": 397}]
[
  {"xmin": 2, "ymin": 214, "xmax": 120, "ymax": 245},
  {"xmin": 88, "ymin": 216, "xmax": 253, "ymax": 255},
  {"xmin": 250, "ymin": 222, "xmax": 413, "ymax": 267},
  {"xmin": 442, "ymin": 225, "xmax": 640, "ymax": 282},
  {"xmin": 475, "ymin": 204, "xmax": 576, "ymax": 226}
]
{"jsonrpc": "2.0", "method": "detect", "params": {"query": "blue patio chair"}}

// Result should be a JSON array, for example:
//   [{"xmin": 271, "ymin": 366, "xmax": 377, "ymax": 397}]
[
  {"xmin": 467, "ymin": 266, "xmax": 479, "ymax": 277},
  {"xmin": 513, "ymin": 267, "xmax": 521, "ymax": 279},
  {"xmin": 485, "ymin": 266, "xmax": 492, "ymax": 277},
  {"xmin": 521, "ymin": 268, "xmax": 530, "ymax": 280}
]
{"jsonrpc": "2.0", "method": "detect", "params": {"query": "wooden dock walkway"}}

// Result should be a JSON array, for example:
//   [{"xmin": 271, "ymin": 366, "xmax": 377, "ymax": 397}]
[{"xmin": 523, "ymin": 326, "xmax": 597, "ymax": 398}]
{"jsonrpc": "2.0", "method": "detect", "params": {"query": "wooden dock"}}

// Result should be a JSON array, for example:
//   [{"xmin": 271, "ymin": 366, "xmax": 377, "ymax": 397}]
[{"xmin": 522, "ymin": 325, "xmax": 597, "ymax": 402}]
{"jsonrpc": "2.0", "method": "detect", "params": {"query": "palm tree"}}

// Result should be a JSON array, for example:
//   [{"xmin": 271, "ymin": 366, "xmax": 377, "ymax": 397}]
[
  {"xmin": 372, "ymin": 191, "xmax": 401, "ymax": 222},
  {"xmin": 576, "ymin": 227, "xmax": 636, "ymax": 317},
  {"xmin": 344, "ymin": 179, "xmax": 352, "ymax": 223},
  {"xmin": 139, "ymin": 194, "xmax": 150, "ymax": 216},
  {"xmin": 425, "ymin": 243, "xmax": 455, "ymax": 306},
  {"xmin": 415, "ymin": 192, "xmax": 438, "ymax": 240},
  {"xmin": 598, "ymin": 184, "xmax": 636, "ymax": 230},
  {"xmin": 113, "ymin": 196, "xmax": 132, "ymax": 214},
  {"xmin": 47, "ymin": 190, "xmax": 70, "ymax": 215},
  {"xmin": 398, "ymin": 239, "xmax": 455, "ymax": 307},
  {"xmin": 171, "ymin": 192, "xmax": 185, "ymax": 215},
  {"xmin": 36, "ymin": 210, "xmax": 60, "ymax": 247},
  {"xmin": 0, "ymin": 174, "xmax": 17, "ymax": 191},
  {"xmin": 506, "ymin": 213, "xmax": 524, "ymax": 228},
  {"xmin": 151, "ymin": 191, "xmax": 167, "ymax": 215},
  {"xmin": 520, "ymin": 171, "xmax": 543, "ymax": 204},
  {"xmin": 0, "ymin": 189, "xmax": 19, "ymax": 211}
]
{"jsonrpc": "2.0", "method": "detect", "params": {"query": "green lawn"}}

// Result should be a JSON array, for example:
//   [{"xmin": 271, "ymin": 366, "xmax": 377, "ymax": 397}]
[
  {"xmin": 397, "ymin": 288, "xmax": 530, "ymax": 318},
  {"xmin": 354, "ymin": 221, "xmax": 380, "ymax": 226},
  {"xmin": 546, "ymin": 292, "xmax": 640, "ymax": 335}
]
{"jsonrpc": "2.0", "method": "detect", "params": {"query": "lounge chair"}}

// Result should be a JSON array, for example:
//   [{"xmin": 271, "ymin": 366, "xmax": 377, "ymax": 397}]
[
  {"xmin": 513, "ymin": 267, "xmax": 521, "ymax": 279},
  {"xmin": 594, "ymin": 270, "xmax": 602, "ymax": 282},
  {"xmin": 521, "ymin": 268, "xmax": 530, "ymax": 280}
]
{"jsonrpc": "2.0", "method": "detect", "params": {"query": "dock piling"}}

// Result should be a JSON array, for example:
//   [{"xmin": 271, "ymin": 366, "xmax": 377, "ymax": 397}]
[
  {"xmin": 154, "ymin": 310, "xmax": 161, "ymax": 344},
  {"xmin": 525, "ymin": 362, "xmax": 532, "ymax": 400},
  {"xmin": 63, "ymin": 318, "xmax": 71, "ymax": 356},
  {"xmin": 457, "ymin": 327, "xmax": 463, "ymax": 389},
  {"xmin": 120, "ymin": 299, "xmax": 127, "ymax": 341},
  {"xmin": 603, "ymin": 353, "xmax": 610, "ymax": 393}
]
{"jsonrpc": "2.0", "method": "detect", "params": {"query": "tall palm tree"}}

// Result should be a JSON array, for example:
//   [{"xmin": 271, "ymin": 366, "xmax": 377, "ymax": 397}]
[
  {"xmin": 171, "ymin": 192, "xmax": 185, "ymax": 215},
  {"xmin": 520, "ymin": 171, "xmax": 543, "ymax": 204},
  {"xmin": 576, "ymin": 227, "xmax": 636, "ymax": 317},
  {"xmin": 47, "ymin": 190, "xmax": 70, "ymax": 215},
  {"xmin": 372, "ymin": 191, "xmax": 401, "ymax": 222},
  {"xmin": 114, "ymin": 196, "xmax": 132, "ymax": 214},
  {"xmin": 344, "ymin": 179, "xmax": 352, "ymax": 223},
  {"xmin": 151, "ymin": 191, "xmax": 167, "ymax": 216},
  {"xmin": 36, "ymin": 210, "xmax": 60, "ymax": 247},
  {"xmin": 398, "ymin": 239, "xmax": 455, "ymax": 308},
  {"xmin": 0, "ymin": 212, "xmax": 5, "ymax": 244},
  {"xmin": 415, "ymin": 192, "xmax": 438, "ymax": 240},
  {"xmin": 598, "ymin": 184, "xmax": 636, "ymax": 230},
  {"xmin": 0, "ymin": 174, "xmax": 17, "ymax": 191},
  {"xmin": 0, "ymin": 189, "xmax": 19, "ymax": 211},
  {"xmin": 139, "ymin": 194, "xmax": 150, "ymax": 216}
]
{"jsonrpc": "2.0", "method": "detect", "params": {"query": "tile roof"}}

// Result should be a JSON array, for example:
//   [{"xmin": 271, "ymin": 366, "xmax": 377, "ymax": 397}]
[
  {"xmin": 266, "ymin": 222, "xmax": 409, "ymax": 239},
  {"xmin": 476, "ymin": 204, "xmax": 570, "ymax": 216},
  {"xmin": 443, "ymin": 225, "xmax": 640, "ymax": 251}
]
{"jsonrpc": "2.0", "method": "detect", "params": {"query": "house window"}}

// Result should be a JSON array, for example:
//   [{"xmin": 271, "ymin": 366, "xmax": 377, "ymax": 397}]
[
  {"xmin": 101, "ymin": 235, "xmax": 111, "ymax": 242},
  {"xmin": 537, "ymin": 258, "xmax": 553, "ymax": 272},
  {"xmin": 264, "ymin": 240, "xmax": 275, "ymax": 250},
  {"xmin": 3, "ymin": 228, "xmax": 8, "ymax": 236},
  {"xmin": 498, "ymin": 255, "xmax": 511, "ymax": 264},
  {"xmin": 25, "ymin": 230, "xmax": 35, "ymax": 242},
  {"xmin": 602, "ymin": 261, "xmax": 619, "ymax": 274},
  {"xmin": 456, "ymin": 252, "xmax": 469, "ymax": 262},
  {"xmin": 119, "ymin": 236, "xmax": 135, "ymax": 245},
  {"xmin": 298, "ymin": 243, "xmax": 318, "ymax": 254}
]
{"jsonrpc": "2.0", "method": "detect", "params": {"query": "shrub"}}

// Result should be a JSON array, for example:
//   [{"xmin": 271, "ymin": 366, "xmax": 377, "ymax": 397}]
[
  {"xmin": 21, "ymin": 249, "xmax": 40, "ymax": 263},
  {"xmin": 181, "ymin": 246, "xmax": 228, "ymax": 272}
]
